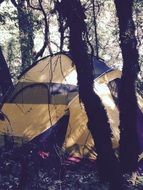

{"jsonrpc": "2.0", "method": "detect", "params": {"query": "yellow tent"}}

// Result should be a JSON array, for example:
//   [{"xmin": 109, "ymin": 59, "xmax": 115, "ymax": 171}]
[{"xmin": 0, "ymin": 53, "xmax": 142, "ymax": 158}]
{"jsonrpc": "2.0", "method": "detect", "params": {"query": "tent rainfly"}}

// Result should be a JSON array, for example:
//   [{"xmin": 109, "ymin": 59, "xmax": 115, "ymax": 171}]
[{"xmin": 0, "ymin": 53, "xmax": 142, "ymax": 158}]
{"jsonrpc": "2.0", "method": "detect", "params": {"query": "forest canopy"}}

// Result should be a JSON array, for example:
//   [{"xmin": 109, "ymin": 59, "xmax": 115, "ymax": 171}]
[{"xmin": 0, "ymin": 0, "xmax": 143, "ymax": 84}]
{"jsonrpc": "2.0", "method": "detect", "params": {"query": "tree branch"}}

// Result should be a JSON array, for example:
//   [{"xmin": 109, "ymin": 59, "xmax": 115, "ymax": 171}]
[
  {"xmin": 11, "ymin": 0, "xmax": 19, "ymax": 8},
  {"xmin": 34, "ymin": 0, "xmax": 52, "ymax": 60}
]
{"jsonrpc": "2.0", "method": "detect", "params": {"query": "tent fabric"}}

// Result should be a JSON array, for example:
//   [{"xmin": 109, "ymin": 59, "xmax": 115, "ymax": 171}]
[
  {"xmin": 8, "ymin": 82, "xmax": 78, "ymax": 105},
  {"xmin": 92, "ymin": 57, "xmax": 113, "ymax": 79},
  {"xmin": 0, "ymin": 53, "xmax": 142, "ymax": 158},
  {"xmin": 31, "ymin": 112, "xmax": 70, "ymax": 152}
]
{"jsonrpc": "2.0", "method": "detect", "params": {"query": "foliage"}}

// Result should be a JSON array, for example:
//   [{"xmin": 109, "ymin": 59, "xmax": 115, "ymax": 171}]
[{"xmin": 0, "ymin": 0, "xmax": 142, "ymax": 82}]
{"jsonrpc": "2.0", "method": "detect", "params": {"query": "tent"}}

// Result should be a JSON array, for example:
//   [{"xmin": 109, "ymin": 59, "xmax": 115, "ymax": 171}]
[{"xmin": 0, "ymin": 53, "xmax": 142, "ymax": 158}]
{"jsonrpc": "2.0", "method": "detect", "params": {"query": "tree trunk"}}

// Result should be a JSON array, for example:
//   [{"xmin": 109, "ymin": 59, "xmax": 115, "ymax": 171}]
[
  {"xmin": 17, "ymin": 0, "xmax": 34, "ymax": 72},
  {"xmin": 92, "ymin": 0, "xmax": 99, "ymax": 59},
  {"xmin": 114, "ymin": 0, "xmax": 140, "ymax": 173},
  {"xmin": 0, "ymin": 47, "xmax": 14, "ymax": 102},
  {"xmin": 56, "ymin": 0, "xmax": 124, "ymax": 189}
]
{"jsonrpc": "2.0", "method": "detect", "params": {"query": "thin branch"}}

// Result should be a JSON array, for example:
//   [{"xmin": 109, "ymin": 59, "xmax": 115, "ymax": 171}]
[
  {"xmin": 11, "ymin": 0, "xmax": 19, "ymax": 8},
  {"xmin": 34, "ymin": 0, "xmax": 52, "ymax": 60}
]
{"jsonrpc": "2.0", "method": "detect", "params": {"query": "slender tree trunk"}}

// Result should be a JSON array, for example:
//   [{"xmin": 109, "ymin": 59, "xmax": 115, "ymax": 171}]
[
  {"xmin": 92, "ymin": 0, "xmax": 99, "ymax": 59},
  {"xmin": 0, "ymin": 47, "xmax": 14, "ymax": 101},
  {"xmin": 56, "ymin": 1, "xmax": 124, "ymax": 189},
  {"xmin": 114, "ymin": 0, "xmax": 140, "ymax": 173},
  {"xmin": 17, "ymin": 0, "xmax": 34, "ymax": 72}
]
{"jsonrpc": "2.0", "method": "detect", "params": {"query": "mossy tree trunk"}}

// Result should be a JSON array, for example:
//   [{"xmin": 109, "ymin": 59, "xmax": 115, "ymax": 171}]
[
  {"xmin": 56, "ymin": 0, "xmax": 124, "ymax": 189},
  {"xmin": 114, "ymin": 0, "xmax": 140, "ymax": 173}
]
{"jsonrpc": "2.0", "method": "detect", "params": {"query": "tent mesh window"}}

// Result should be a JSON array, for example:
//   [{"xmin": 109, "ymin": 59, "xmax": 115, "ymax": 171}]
[{"xmin": 108, "ymin": 78, "xmax": 120, "ymax": 106}]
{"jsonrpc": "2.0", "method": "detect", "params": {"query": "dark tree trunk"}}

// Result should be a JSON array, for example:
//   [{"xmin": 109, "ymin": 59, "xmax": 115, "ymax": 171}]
[
  {"xmin": 0, "ymin": 47, "xmax": 14, "ymax": 101},
  {"xmin": 92, "ymin": 0, "xmax": 99, "ymax": 59},
  {"xmin": 17, "ymin": 0, "xmax": 34, "ymax": 72},
  {"xmin": 56, "ymin": 0, "xmax": 124, "ymax": 189},
  {"xmin": 114, "ymin": 0, "xmax": 140, "ymax": 173}
]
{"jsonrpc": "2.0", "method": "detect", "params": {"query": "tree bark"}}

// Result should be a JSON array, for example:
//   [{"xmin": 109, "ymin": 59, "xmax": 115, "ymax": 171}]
[
  {"xmin": 56, "ymin": 0, "xmax": 124, "ymax": 189},
  {"xmin": 0, "ymin": 47, "xmax": 14, "ymax": 101},
  {"xmin": 17, "ymin": 0, "xmax": 34, "ymax": 72},
  {"xmin": 114, "ymin": 0, "xmax": 140, "ymax": 173},
  {"xmin": 92, "ymin": 0, "xmax": 99, "ymax": 59}
]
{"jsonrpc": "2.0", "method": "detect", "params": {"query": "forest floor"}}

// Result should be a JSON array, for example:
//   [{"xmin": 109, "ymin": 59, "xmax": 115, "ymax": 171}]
[{"xmin": 0, "ymin": 145, "xmax": 143, "ymax": 190}]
